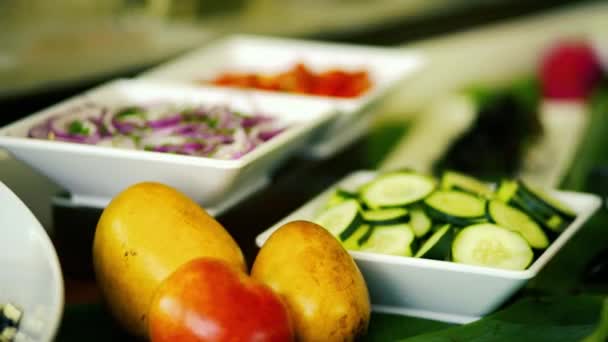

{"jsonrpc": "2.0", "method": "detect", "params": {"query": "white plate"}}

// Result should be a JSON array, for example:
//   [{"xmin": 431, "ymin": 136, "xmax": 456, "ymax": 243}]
[
  {"xmin": 256, "ymin": 170, "xmax": 602, "ymax": 323},
  {"xmin": 0, "ymin": 79, "xmax": 337, "ymax": 209},
  {"xmin": 139, "ymin": 34, "xmax": 424, "ymax": 158},
  {"xmin": 0, "ymin": 181, "xmax": 64, "ymax": 341}
]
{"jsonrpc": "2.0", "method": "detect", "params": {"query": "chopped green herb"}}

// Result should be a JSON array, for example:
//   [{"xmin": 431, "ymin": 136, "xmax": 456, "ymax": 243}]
[
  {"xmin": 116, "ymin": 106, "xmax": 145, "ymax": 119},
  {"xmin": 68, "ymin": 120, "xmax": 90, "ymax": 135}
]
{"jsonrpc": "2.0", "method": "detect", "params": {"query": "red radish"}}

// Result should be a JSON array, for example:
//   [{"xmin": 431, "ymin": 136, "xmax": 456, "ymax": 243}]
[{"xmin": 540, "ymin": 40, "xmax": 603, "ymax": 100}]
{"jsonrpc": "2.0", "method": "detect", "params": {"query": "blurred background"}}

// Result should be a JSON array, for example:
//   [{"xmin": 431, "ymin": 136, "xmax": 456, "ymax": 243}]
[
  {"xmin": 0, "ymin": 0, "xmax": 597, "ymax": 112},
  {"xmin": 1, "ymin": 0, "xmax": 605, "ymax": 229}
]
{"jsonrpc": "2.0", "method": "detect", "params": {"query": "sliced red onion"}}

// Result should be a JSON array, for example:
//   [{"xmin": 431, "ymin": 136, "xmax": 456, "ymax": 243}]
[
  {"xmin": 28, "ymin": 121, "xmax": 51, "ymax": 139},
  {"xmin": 148, "ymin": 114, "xmax": 182, "ymax": 129},
  {"xmin": 242, "ymin": 115, "xmax": 273, "ymax": 128},
  {"xmin": 258, "ymin": 128, "xmax": 286, "ymax": 141},
  {"xmin": 27, "ymin": 102, "xmax": 286, "ymax": 159}
]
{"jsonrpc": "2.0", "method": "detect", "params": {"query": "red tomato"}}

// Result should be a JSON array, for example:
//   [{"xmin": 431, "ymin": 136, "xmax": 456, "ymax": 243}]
[
  {"xmin": 149, "ymin": 258, "xmax": 294, "ymax": 342},
  {"xmin": 209, "ymin": 63, "xmax": 371, "ymax": 98}
]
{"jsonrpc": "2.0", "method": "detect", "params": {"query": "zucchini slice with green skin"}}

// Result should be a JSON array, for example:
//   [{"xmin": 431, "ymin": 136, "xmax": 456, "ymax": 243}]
[
  {"xmin": 452, "ymin": 223, "xmax": 533, "ymax": 270},
  {"xmin": 341, "ymin": 225, "xmax": 371, "ymax": 251},
  {"xmin": 486, "ymin": 200, "xmax": 549, "ymax": 249},
  {"xmin": 359, "ymin": 224, "xmax": 415, "ymax": 256},
  {"xmin": 409, "ymin": 206, "xmax": 433, "ymax": 238},
  {"xmin": 362, "ymin": 208, "xmax": 409, "ymax": 226},
  {"xmin": 424, "ymin": 190, "xmax": 487, "ymax": 226},
  {"xmin": 314, "ymin": 199, "xmax": 362, "ymax": 241},
  {"xmin": 440, "ymin": 171, "xmax": 494, "ymax": 198},
  {"xmin": 518, "ymin": 180, "xmax": 576, "ymax": 220},
  {"xmin": 360, "ymin": 172, "xmax": 436, "ymax": 209},
  {"xmin": 415, "ymin": 224, "xmax": 453, "ymax": 260}
]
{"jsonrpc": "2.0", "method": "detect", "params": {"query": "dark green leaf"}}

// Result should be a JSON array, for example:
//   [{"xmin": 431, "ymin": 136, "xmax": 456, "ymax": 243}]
[{"xmin": 401, "ymin": 295, "xmax": 607, "ymax": 342}]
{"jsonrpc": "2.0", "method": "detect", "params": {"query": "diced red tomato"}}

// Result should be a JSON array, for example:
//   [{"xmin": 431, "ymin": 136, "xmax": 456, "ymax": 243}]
[{"xmin": 209, "ymin": 63, "xmax": 371, "ymax": 98}]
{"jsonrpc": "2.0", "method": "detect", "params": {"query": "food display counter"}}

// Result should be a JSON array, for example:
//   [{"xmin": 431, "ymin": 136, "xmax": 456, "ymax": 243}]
[{"xmin": 1, "ymin": 1, "xmax": 608, "ymax": 341}]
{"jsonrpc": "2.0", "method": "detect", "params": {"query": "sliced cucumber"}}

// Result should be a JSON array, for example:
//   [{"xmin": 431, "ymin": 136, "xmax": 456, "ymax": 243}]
[
  {"xmin": 440, "ymin": 171, "xmax": 494, "ymax": 198},
  {"xmin": 415, "ymin": 224, "xmax": 453, "ymax": 260},
  {"xmin": 452, "ymin": 223, "xmax": 533, "ymax": 270},
  {"xmin": 360, "ymin": 172, "xmax": 436, "ymax": 209},
  {"xmin": 341, "ymin": 225, "xmax": 371, "ymax": 251},
  {"xmin": 486, "ymin": 200, "xmax": 549, "ymax": 249},
  {"xmin": 325, "ymin": 189, "xmax": 358, "ymax": 208},
  {"xmin": 424, "ymin": 190, "xmax": 487, "ymax": 226},
  {"xmin": 518, "ymin": 180, "xmax": 576, "ymax": 219},
  {"xmin": 314, "ymin": 199, "xmax": 362, "ymax": 241},
  {"xmin": 409, "ymin": 206, "xmax": 432, "ymax": 238},
  {"xmin": 359, "ymin": 224, "xmax": 415, "ymax": 256},
  {"xmin": 362, "ymin": 208, "xmax": 409, "ymax": 226},
  {"xmin": 496, "ymin": 179, "xmax": 518, "ymax": 203},
  {"xmin": 506, "ymin": 186, "xmax": 569, "ymax": 233}
]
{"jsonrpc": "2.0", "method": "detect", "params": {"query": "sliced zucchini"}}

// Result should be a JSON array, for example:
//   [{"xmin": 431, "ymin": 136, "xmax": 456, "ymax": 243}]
[
  {"xmin": 424, "ymin": 190, "xmax": 487, "ymax": 226},
  {"xmin": 440, "ymin": 171, "xmax": 494, "ymax": 198},
  {"xmin": 360, "ymin": 172, "xmax": 436, "ymax": 209},
  {"xmin": 415, "ymin": 224, "xmax": 453, "ymax": 260},
  {"xmin": 314, "ymin": 199, "xmax": 362, "ymax": 241},
  {"xmin": 452, "ymin": 223, "xmax": 533, "ymax": 270},
  {"xmin": 486, "ymin": 200, "xmax": 549, "ymax": 249},
  {"xmin": 518, "ymin": 180, "xmax": 576, "ymax": 219},
  {"xmin": 362, "ymin": 208, "xmax": 409, "ymax": 226},
  {"xmin": 341, "ymin": 225, "xmax": 371, "ymax": 251},
  {"xmin": 409, "ymin": 206, "xmax": 432, "ymax": 238},
  {"xmin": 359, "ymin": 224, "xmax": 415, "ymax": 256}
]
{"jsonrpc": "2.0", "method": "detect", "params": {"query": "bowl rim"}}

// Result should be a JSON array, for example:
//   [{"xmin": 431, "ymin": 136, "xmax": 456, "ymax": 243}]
[{"xmin": 0, "ymin": 181, "xmax": 64, "ymax": 340}]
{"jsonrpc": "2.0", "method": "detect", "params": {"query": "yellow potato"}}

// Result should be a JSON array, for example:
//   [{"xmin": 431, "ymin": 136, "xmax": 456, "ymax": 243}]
[
  {"xmin": 92, "ymin": 182, "xmax": 245, "ymax": 337},
  {"xmin": 251, "ymin": 220, "xmax": 370, "ymax": 341}
]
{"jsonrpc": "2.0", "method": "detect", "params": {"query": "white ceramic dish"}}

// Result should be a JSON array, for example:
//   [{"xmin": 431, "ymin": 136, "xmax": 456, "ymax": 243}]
[
  {"xmin": 139, "ymin": 34, "xmax": 424, "ymax": 158},
  {"xmin": 256, "ymin": 170, "xmax": 602, "ymax": 323},
  {"xmin": 0, "ymin": 181, "xmax": 64, "ymax": 341},
  {"xmin": 0, "ymin": 79, "xmax": 337, "ymax": 209}
]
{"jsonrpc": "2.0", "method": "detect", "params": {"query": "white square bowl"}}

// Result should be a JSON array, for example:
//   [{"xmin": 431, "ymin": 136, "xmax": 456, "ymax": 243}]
[
  {"xmin": 0, "ymin": 181, "xmax": 64, "ymax": 341},
  {"xmin": 0, "ymin": 79, "xmax": 337, "ymax": 211},
  {"xmin": 256, "ymin": 171, "xmax": 602, "ymax": 323},
  {"xmin": 139, "ymin": 35, "xmax": 424, "ymax": 157}
]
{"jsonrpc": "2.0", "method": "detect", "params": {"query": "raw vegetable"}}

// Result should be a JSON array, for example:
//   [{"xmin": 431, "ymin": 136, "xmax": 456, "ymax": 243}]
[
  {"xmin": 414, "ymin": 224, "xmax": 453, "ymax": 260},
  {"xmin": 314, "ymin": 170, "xmax": 577, "ymax": 270},
  {"xmin": 361, "ymin": 208, "xmax": 409, "ymax": 226},
  {"xmin": 314, "ymin": 199, "xmax": 362, "ymax": 241},
  {"xmin": 210, "ymin": 63, "xmax": 371, "ymax": 98},
  {"xmin": 342, "ymin": 225, "xmax": 371, "ymax": 251},
  {"xmin": 409, "ymin": 206, "xmax": 432, "ymax": 238},
  {"xmin": 496, "ymin": 179, "xmax": 575, "ymax": 232},
  {"xmin": 486, "ymin": 200, "xmax": 549, "ymax": 249},
  {"xmin": 452, "ymin": 223, "xmax": 534, "ymax": 270},
  {"xmin": 440, "ymin": 170, "xmax": 494, "ymax": 198},
  {"xmin": 360, "ymin": 172, "xmax": 436, "ymax": 209},
  {"xmin": 27, "ymin": 103, "xmax": 286, "ymax": 160},
  {"xmin": 359, "ymin": 224, "xmax": 415, "ymax": 257},
  {"xmin": 423, "ymin": 190, "xmax": 486, "ymax": 226},
  {"xmin": 0, "ymin": 303, "xmax": 22, "ymax": 342}
]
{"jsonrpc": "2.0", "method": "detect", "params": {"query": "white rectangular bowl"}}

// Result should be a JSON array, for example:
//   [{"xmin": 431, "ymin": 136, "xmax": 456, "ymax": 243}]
[
  {"xmin": 0, "ymin": 79, "xmax": 337, "ymax": 211},
  {"xmin": 256, "ymin": 171, "xmax": 602, "ymax": 323},
  {"xmin": 139, "ymin": 35, "xmax": 424, "ymax": 158}
]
